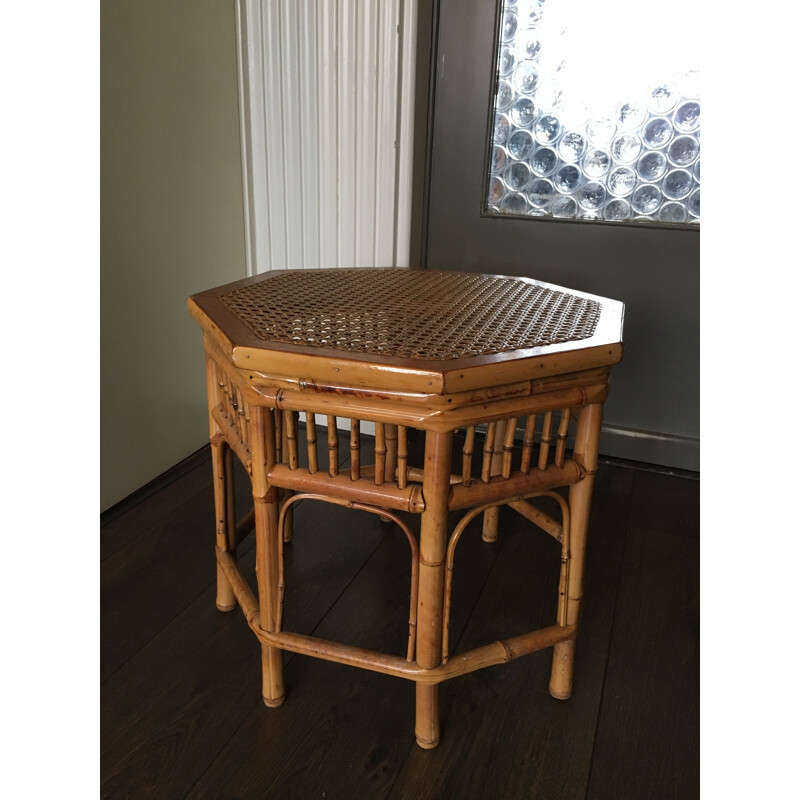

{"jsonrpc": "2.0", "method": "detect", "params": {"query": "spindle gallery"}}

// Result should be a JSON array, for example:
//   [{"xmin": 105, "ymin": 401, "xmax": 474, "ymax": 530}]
[{"xmin": 188, "ymin": 267, "xmax": 624, "ymax": 748}]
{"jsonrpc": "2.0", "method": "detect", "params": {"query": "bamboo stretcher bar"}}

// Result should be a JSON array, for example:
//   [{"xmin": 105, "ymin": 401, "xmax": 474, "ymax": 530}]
[
  {"xmin": 404, "ymin": 466, "xmax": 462, "ymax": 485},
  {"xmin": 233, "ymin": 508, "xmax": 256, "ymax": 548},
  {"xmin": 448, "ymin": 461, "xmax": 583, "ymax": 510},
  {"xmin": 216, "ymin": 549, "xmax": 577, "ymax": 685},
  {"xmin": 507, "ymin": 500, "xmax": 562, "ymax": 540},
  {"xmin": 268, "ymin": 463, "xmax": 425, "ymax": 513}
]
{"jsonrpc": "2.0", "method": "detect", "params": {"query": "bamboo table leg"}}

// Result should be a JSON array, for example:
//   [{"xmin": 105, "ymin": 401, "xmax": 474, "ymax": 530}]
[
  {"xmin": 414, "ymin": 430, "xmax": 453, "ymax": 749},
  {"xmin": 210, "ymin": 441, "xmax": 237, "ymax": 612},
  {"xmin": 251, "ymin": 406, "xmax": 286, "ymax": 707},
  {"xmin": 207, "ymin": 355, "xmax": 237, "ymax": 612},
  {"xmin": 550, "ymin": 402, "xmax": 603, "ymax": 700}
]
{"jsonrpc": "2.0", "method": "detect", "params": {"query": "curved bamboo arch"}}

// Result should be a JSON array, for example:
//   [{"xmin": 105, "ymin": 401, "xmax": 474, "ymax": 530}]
[
  {"xmin": 277, "ymin": 493, "xmax": 420, "ymax": 661},
  {"xmin": 442, "ymin": 490, "xmax": 571, "ymax": 663}
]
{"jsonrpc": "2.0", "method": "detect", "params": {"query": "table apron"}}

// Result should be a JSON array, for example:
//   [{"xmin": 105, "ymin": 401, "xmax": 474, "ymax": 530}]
[{"xmin": 250, "ymin": 383, "xmax": 608, "ymax": 432}]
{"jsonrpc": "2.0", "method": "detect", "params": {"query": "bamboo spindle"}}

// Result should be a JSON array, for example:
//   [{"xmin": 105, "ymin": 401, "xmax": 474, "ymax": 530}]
[
  {"xmin": 284, "ymin": 410, "xmax": 299, "ymax": 469},
  {"xmin": 538, "ymin": 411, "xmax": 553, "ymax": 470},
  {"xmin": 384, "ymin": 424, "xmax": 398, "ymax": 483},
  {"xmin": 461, "ymin": 426, "xmax": 476, "ymax": 486},
  {"xmin": 305, "ymin": 412, "xmax": 318, "ymax": 474},
  {"xmin": 397, "ymin": 426, "xmax": 408, "ymax": 489},
  {"xmin": 555, "ymin": 408, "xmax": 571, "ymax": 467},
  {"xmin": 350, "ymin": 419, "xmax": 361, "ymax": 480},
  {"xmin": 374, "ymin": 422, "xmax": 386, "ymax": 486},
  {"xmin": 520, "ymin": 414, "xmax": 537, "ymax": 474},
  {"xmin": 482, "ymin": 419, "xmax": 508, "ymax": 543},
  {"xmin": 274, "ymin": 405, "xmax": 283, "ymax": 464},
  {"xmin": 207, "ymin": 356, "xmax": 236, "ymax": 612},
  {"xmin": 225, "ymin": 446, "xmax": 236, "ymax": 549},
  {"xmin": 502, "ymin": 417, "xmax": 517, "ymax": 478},
  {"xmin": 414, "ymin": 429, "xmax": 453, "ymax": 749},
  {"xmin": 250, "ymin": 405, "xmax": 285, "ymax": 707},
  {"xmin": 481, "ymin": 422, "xmax": 497, "ymax": 483},
  {"xmin": 236, "ymin": 387, "xmax": 249, "ymax": 450},
  {"xmin": 327, "ymin": 415, "xmax": 339, "ymax": 477},
  {"xmin": 549, "ymin": 402, "xmax": 602, "ymax": 701},
  {"xmin": 280, "ymin": 411, "xmax": 295, "ymax": 543}
]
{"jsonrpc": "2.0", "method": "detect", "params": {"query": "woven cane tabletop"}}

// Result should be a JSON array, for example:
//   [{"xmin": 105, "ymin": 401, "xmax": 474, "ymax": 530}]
[{"xmin": 216, "ymin": 268, "xmax": 601, "ymax": 361}]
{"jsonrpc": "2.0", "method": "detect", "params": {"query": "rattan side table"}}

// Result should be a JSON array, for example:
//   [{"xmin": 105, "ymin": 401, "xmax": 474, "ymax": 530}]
[{"xmin": 188, "ymin": 267, "xmax": 624, "ymax": 749}]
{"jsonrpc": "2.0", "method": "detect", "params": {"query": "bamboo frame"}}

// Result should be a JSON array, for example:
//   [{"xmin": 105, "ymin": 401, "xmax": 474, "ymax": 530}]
[
  {"xmin": 217, "ymin": 545, "xmax": 576, "ymax": 684},
  {"xmin": 190, "ymin": 268, "xmax": 624, "ymax": 749}
]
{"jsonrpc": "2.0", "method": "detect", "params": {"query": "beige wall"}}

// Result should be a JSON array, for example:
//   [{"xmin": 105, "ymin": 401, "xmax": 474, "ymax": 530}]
[{"xmin": 101, "ymin": 1, "xmax": 246, "ymax": 510}]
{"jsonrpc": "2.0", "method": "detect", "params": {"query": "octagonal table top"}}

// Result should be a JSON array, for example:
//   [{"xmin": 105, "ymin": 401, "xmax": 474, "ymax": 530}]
[{"xmin": 188, "ymin": 268, "xmax": 624, "ymax": 395}]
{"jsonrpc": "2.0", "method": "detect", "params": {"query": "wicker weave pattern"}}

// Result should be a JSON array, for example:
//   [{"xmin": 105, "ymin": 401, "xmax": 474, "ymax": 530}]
[{"xmin": 220, "ymin": 269, "xmax": 601, "ymax": 360}]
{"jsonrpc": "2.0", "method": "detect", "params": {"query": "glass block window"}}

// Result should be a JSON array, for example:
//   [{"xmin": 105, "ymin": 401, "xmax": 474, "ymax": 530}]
[{"xmin": 486, "ymin": 0, "xmax": 700, "ymax": 226}]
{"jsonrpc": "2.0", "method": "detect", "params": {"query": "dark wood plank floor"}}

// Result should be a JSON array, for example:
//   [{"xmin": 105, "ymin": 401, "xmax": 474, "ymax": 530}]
[{"xmin": 101, "ymin": 429, "xmax": 699, "ymax": 800}]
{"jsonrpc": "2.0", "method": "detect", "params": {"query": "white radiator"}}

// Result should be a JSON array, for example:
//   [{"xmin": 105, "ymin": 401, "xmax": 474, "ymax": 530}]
[{"xmin": 236, "ymin": 0, "xmax": 418, "ymax": 275}]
